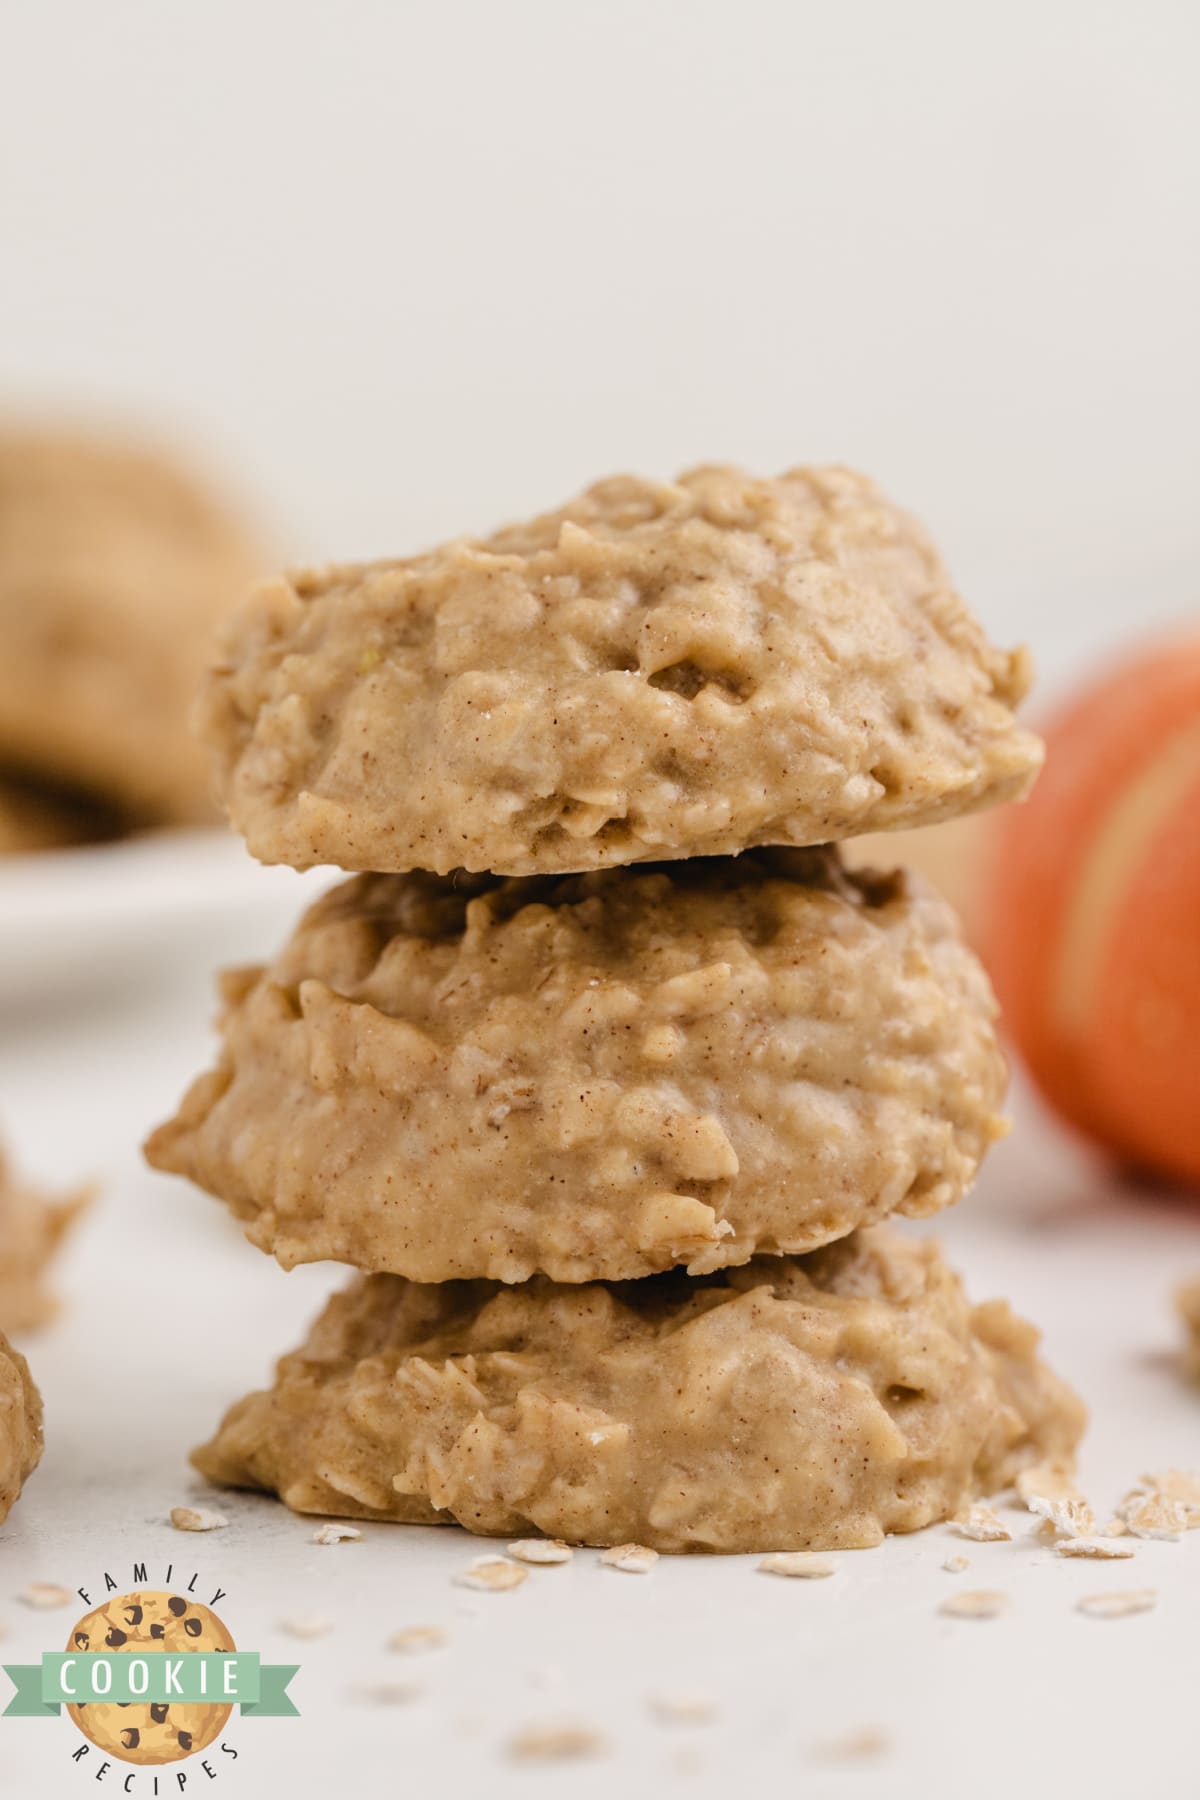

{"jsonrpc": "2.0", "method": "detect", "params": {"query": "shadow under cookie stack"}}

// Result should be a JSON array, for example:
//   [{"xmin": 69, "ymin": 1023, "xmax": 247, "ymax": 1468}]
[{"xmin": 147, "ymin": 464, "xmax": 1084, "ymax": 1554}]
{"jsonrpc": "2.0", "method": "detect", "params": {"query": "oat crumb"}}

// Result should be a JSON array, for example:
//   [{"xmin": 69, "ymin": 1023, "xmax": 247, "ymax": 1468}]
[
  {"xmin": 19, "ymin": 1583, "xmax": 72, "ymax": 1609},
  {"xmin": 1056, "ymin": 1537, "xmax": 1135, "ymax": 1561},
  {"xmin": 170, "ymin": 1505, "xmax": 229, "ymax": 1533},
  {"xmin": 649, "ymin": 1693, "xmax": 717, "ymax": 1725},
  {"xmin": 508, "ymin": 1538, "xmax": 574, "ymax": 1565},
  {"xmin": 951, "ymin": 1504, "xmax": 1013, "ymax": 1543},
  {"xmin": 311, "ymin": 1522, "xmax": 362, "ymax": 1545},
  {"xmin": 1138, "ymin": 1469, "xmax": 1200, "ymax": 1520},
  {"xmin": 815, "ymin": 1726, "xmax": 891, "ymax": 1761},
  {"xmin": 1077, "ymin": 1589, "xmax": 1157, "ymax": 1619},
  {"xmin": 279, "ymin": 1613, "xmax": 334, "ymax": 1638},
  {"xmin": 508, "ymin": 1723, "xmax": 605, "ymax": 1761},
  {"xmin": 942, "ymin": 1553, "xmax": 970, "ymax": 1573},
  {"xmin": 940, "ymin": 1589, "xmax": 1008, "ymax": 1619},
  {"xmin": 1025, "ymin": 1493, "xmax": 1096, "ymax": 1540},
  {"xmin": 456, "ymin": 1555, "xmax": 528, "ymax": 1592},
  {"xmin": 390, "ymin": 1624, "xmax": 448, "ymax": 1653},
  {"xmin": 1118, "ymin": 1494, "xmax": 1188, "ymax": 1541},
  {"xmin": 758, "ymin": 1551, "xmax": 839, "ymax": 1579},
  {"xmin": 600, "ymin": 1543, "xmax": 658, "ymax": 1574}
]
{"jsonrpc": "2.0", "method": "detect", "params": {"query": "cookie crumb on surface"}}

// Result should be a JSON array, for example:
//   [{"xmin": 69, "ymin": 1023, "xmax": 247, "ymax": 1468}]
[
  {"xmin": 311, "ymin": 1522, "xmax": 362, "ymax": 1545},
  {"xmin": 1077, "ymin": 1589, "xmax": 1157, "ymax": 1619},
  {"xmin": 1056, "ymin": 1538, "xmax": 1135, "ymax": 1560},
  {"xmin": 1118, "ymin": 1494, "xmax": 1188, "ymax": 1541},
  {"xmin": 649, "ymin": 1693, "xmax": 718, "ymax": 1725},
  {"xmin": 951, "ymin": 1504, "xmax": 1013, "ymax": 1542},
  {"xmin": 600, "ymin": 1543, "xmax": 658, "ymax": 1574},
  {"xmin": 456, "ymin": 1556, "xmax": 528, "ymax": 1593},
  {"xmin": 508, "ymin": 1723, "xmax": 605, "ymax": 1762},
  {"xmin": 1024, "ymin": 1492, "xmax": 1096, "ymax": 1540},
  {"xmin": 942, "ymin": 1553, "xmax": 970, "ymax": 1573},
  {"xmin": 169, "ymin": 1505, "xmax": 228, "ymax": 1533},
  {"xmin": 508, "ymin": 1539, "xmax": 573, "ymax": 1565},
  {"xmin": 814, "ymin": 1726, "xmax": 891, "ymax": 1762},
  {"xmin": 389, "ymin": 1624, "xmax": 448, "ymax": 1653},
  {"xmin": 940, "ymin": 1589, "xmax": 1008, "ymax": 1619},
  {"xmin": 279, "ymin": 1614, "xmax": 334, "ymax": 1639},
  {"xmin": 1118, "ymin": 1469, "xmax": 1200, "ymax": 1529},
  {"xmin": 759, "ymin": 1551, "xmax": 839, "ymax": 1578},
  {"xmin": 19, "ymin": 1583, "xmax": 71, "ymax": 1609}
]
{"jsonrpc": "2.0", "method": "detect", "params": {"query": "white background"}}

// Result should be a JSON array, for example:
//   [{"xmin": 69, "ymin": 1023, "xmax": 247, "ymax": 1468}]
[
  {"xmin": 2, "ymin": 6, "xmax": 1200, "ymax": 1797},
  {"xmin": 2, "ymin": 0, "xmax": 1199, "ymax": 687}
]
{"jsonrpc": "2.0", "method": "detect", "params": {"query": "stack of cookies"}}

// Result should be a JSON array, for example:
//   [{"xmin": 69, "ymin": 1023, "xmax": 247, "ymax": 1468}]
[{"xmin": 147, "ymin": 465, "xmax": 1084, "ymax": 1553}]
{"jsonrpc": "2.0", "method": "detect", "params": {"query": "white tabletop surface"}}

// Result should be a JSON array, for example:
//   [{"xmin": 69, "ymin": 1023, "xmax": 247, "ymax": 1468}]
[{"xmin": 0, "ymin": 880, "xmax": 1197, "ymax": 1800}]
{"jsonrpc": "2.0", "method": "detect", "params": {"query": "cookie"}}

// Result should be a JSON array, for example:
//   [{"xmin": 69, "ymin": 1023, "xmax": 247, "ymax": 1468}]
[
  {"xmin": 193, "ymin": 1227, "xmax": 1084, "ymax": 1553},
  {"xmin": 0, "ymin": 1329, "xmax": 43, "ymax": 1523},
  {"xmin": 65, "ymin": 1591, "xmax": 233, "ymax": 1765},
  {"xmin": 146, "ymin": 849, "xmax": 1008, "ymax": 1284},
  {"xmin": 0, "ymin": 429, "xmax": 263, "ymax": 822},
  {"xmin": 1180, "ymin": 1279, "xmax": 1200, "ymax": 1384},
  {"xmin": 0, "ymin": 773, "xmax": 123, "ymax": 856},
  {"xmin": 202, "ymin": 463, "xmax": 1041, "ymax": 876},
  {"xmin": 0, "ymin": 1141, "xmax": 89, "ymax": 1332}
]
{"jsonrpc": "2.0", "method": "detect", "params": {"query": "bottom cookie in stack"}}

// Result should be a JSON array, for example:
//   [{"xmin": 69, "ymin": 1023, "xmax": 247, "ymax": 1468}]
[{"xmin": 193, "ymin": 1227, "xmax": 1083, "ymax": 1554}]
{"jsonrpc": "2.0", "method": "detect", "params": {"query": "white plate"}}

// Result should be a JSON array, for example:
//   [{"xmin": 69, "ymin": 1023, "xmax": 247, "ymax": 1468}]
[{"xmin": 0, "ymin": 828, "xmax": 332, "ymax": 1009}]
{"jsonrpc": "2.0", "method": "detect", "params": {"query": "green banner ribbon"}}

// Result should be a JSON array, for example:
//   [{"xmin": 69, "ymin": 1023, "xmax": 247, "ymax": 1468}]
[{"xmin": 3, "ymin": 1654, "xmax": 298, "ymax": 1718}]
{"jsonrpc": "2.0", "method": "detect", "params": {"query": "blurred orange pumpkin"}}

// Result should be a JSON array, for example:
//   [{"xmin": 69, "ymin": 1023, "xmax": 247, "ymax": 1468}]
[{"xmin": 983, "ymin": 633, "xmax": 1200, "ymax": 1186}]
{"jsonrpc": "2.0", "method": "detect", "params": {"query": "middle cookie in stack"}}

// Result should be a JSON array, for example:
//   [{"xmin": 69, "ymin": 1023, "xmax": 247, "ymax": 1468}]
[{"xmin": 147, "ymin": 463, "xmax": 1083, "ymax": 1553}]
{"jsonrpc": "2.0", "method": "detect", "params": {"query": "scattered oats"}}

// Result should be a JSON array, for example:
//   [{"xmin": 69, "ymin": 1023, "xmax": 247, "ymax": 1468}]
[
  {"xmin": 649, "ymin": 1693, "xmax": 717, "ymax": 1725},
  {"xmin": 1056, "ymin": 1537, "xmax": 1135, "ymax": 1561},
  {"xmin": 951, "ymin": 1505, "xmax": 1012, "ymax": 1543},
  {"xmin": 942, "ymin": 1553, "xmax": 970, "ymax": 1573},
  {"xmin": 355, "ymin": 1680, "xmax": 422, "ymax": 1705},
  {"xmin": 170, "ymin": 1505, "xmax": 229, "ymax": 1533},
  {"xmin": 1100, "ymin": 1518, "xmax": 1129, "ymax": 1538},
  {"xmin": 814, "ymin": 1726, "xmax": 891, "ymax": 1761},
  {"xmin": 508, "ymin": 1538, "xmax": 574, "ymax": 1566},
  {"xmin": 508, "ymin": 1723, "xmax": 605, "ymax": 1762},
  {"xmin": 600, "ymin": 1543, "xmax": 658, "ymax": 1574},
  {"xmin": 279, "ymin": 1613, "xmax": 334, "ymax": 1639},
  {"xmin": 758, "ymin": 1552, "xmax": 839, "ymax": 1579},
  {"xmin": 1078, "ymin": 1589, "xmax": 1157, "ymax": 1620},
  {"xmin": 456, "ymin": 1555, "xmax": 528, "ymax": 1592},
  {"xmin": 1119, "ymin": 1494, "xmax": 1189, "ymax": 1542},
  {"xmin": 1138, "ymin": 1468, "xmax": 1200, "ymax": 1523},
  {"xmin": 1025, "ymin": 1493, "xmax": 1096, "ymax": 1540},
  {"xmin": 389, "ymin": 1624, "xmax": 447, "ymax": 1654},
  {"xmin": 311, "ymin": 1522, "xmax": 362, "ymax": 1545},
  {"xmin": 940, "ymin": 1589, "xmax": 1008, "ymax": 1619},
  {"xmin": 1016, "ymin": 1463, "xmax": 1085, "ymax": 1507},
  {"xmin": 20, "ymin": 1583, "xmax": 72, "ymax": 1609}
]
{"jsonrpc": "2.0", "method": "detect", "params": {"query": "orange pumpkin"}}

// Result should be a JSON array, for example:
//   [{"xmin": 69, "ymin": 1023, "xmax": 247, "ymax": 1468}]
[{"xmin": 982, "ymin": 633, "xmax": 1200, "ymax": 1186}]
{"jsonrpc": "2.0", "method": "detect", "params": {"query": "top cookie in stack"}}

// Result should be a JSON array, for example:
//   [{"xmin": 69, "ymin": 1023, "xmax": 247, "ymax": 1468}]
[{"xmin": 202, "ymin": 464, "xmax": 1040, "ymax": 876}]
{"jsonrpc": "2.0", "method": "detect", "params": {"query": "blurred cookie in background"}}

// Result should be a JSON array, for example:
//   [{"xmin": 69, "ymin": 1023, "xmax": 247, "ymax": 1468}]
[
  {"xmin": 0, "ymin": 427, "xmax": 266, "ymax": 836},
  {"xmin": 0, "ymin": 1137, "xmax": 90, "ymax": 1332},
  {"xmin": 1180, "ymin": 1279, "xmax": 1200, "ymax": 1385},
  {"xmin": 0, "ymin": 769, "xmax": 125, "ymax": 857}
]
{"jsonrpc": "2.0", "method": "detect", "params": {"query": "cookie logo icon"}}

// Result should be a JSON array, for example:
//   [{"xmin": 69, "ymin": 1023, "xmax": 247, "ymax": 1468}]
[
  {"xmin": 2, "ymin": 1563, "xmax": 298, "ymax": 1770},
  {"xmin": 66, "ymin": 1591, "xmax": 234, "ymax": 1766}
]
